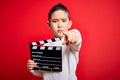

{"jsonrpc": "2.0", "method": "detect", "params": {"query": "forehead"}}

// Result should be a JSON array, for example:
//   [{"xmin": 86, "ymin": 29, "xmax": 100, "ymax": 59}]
[{"xmin": 51, "ymin": 10, "xmax": 69, "ymax": 19}]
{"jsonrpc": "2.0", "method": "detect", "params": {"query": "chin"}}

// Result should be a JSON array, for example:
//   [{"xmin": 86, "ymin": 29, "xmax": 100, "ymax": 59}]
[
  {"xmin": 55, "ymin": 33, "xmax": 63, "ymax": 38},
  {"xmin": 59, "ymin": 33, "xmax": 64, "ymax": 37}
]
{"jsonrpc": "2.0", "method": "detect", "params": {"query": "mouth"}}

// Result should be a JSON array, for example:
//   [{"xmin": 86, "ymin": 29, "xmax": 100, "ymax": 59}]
[
  {"xmin": 57, "ymin": 29, "xmax": 64, "ymax": 33},
  {"xmin": 57, "ymin": 30, "xmax": 62, "ymax": 33}
]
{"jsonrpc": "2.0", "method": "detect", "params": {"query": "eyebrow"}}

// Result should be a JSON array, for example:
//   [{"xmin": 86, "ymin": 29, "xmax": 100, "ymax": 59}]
[
  {"xmin": 51, "ymin": 18, "xmax": 67, "ymax": 20},
  {"xmin": 51, "ymin": 19, "xmax": 58, "ymax": 21}
]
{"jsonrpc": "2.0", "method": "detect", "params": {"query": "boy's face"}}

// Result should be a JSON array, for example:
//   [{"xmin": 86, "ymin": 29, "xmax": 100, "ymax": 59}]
[{"xmin": 48, "ymin": 10, "xmax": 72, "ymax": 38}]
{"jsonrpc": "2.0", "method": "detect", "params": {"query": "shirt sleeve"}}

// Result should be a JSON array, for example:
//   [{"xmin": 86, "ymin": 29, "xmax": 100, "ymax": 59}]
[
  {"xmin": 30, "ymin": 70, "xmax": 43, "ymax": 77},
  {"xmin": 69, "ymin": 29, "xmax": 82, "ymax": 52}
]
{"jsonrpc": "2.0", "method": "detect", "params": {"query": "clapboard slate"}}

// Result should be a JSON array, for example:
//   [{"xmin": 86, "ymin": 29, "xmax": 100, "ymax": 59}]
[{"xmin": 29, "ymin": 38, "xmax": 62, "ymax": 72}]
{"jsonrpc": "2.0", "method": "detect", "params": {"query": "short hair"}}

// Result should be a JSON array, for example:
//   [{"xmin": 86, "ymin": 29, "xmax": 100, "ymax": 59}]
[{"xmin": 48, "ymin": 3, "xmax": 70, "ymax": 21}]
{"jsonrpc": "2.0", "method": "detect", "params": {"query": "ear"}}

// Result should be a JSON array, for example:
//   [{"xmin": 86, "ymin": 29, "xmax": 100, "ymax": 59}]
[
  {"xmin": 68, "ymin": 20, "xmax": 72, "ymax": 29},
  {"xmin": 47, "ymin": 21, "xmax": 50, "ymax": 29}
]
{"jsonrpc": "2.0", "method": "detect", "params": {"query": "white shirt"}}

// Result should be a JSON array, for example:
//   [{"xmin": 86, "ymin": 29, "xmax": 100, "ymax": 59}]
[{"xmin": 30, "ymin": 29, "xmax": 82, "ymax": 80}]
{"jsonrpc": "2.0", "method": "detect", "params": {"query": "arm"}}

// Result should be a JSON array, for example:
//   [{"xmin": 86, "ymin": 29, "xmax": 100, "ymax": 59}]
[
  {"xmin": 63, "ymin": 29, "xmax": 82, "ymax": 64},
  {"xmin": 69, "ymin": 29, "xmax": 82, "ymax": 52}
]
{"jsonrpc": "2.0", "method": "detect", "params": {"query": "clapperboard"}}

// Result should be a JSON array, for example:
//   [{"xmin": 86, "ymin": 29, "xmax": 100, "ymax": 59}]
[{"xmin": 29, "ymin": 38, "xmax": 62, "ymax": 72}]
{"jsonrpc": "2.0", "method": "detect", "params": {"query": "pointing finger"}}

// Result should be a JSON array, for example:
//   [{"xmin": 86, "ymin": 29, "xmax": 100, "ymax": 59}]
[{"xmin": 62, "ymin": 31, "xmax": 69, "ymax": 36}]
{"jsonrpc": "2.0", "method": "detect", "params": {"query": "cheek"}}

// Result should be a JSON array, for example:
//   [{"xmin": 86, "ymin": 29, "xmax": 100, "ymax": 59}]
[
  {"xmin": 50, "ymin": 26, "xmax": 57, "ymax": 32},
  {"xmin": 63, "ymin": 23, "xmax": 70, "ymax": 28},
  {"xmin": 51, "ymin": 23, "xmax": 57, "ymax": 28},
  {"xmin": 63, "ymin": 25, "xmax": 69, "ymax": 30}
]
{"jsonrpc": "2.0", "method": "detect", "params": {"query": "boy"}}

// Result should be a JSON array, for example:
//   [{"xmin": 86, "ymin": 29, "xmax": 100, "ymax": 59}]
[{"xmin": 27, "ymin": 3, "xmax": 82, "ymax": 80}]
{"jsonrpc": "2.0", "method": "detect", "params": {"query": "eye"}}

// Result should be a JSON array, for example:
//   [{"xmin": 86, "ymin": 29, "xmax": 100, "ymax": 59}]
[
  {"xmin": 52, "ymin": 20, "xmax": 58, "ymax": 23},
  {"xmin": 62, "ymin": 19, "xmax": 67, "ymax": 22},
  {"xmin": 53, "ymin": 21, "xmax": 57, "ymax": 23}
]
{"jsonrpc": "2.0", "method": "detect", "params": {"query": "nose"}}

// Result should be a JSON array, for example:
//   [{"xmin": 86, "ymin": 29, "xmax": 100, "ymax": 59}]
[{"xmin": 58, "ymin": 21, "xmax": 62, "ymax": 28}]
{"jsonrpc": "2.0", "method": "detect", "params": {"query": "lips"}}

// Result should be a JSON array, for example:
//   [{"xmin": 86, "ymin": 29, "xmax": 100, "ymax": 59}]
[
  {"xmin": 57, "ymin": 30, "xmax": 62, "ymax": 33},
  {"xmin": 57, "ymin": 29, "xmax": 64, "ymax": 33}
]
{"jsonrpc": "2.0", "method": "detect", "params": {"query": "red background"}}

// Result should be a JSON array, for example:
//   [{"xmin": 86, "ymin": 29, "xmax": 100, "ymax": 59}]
[{"xmin": 0, "ymin": 0, "xmax": 120, "ymax": 80}]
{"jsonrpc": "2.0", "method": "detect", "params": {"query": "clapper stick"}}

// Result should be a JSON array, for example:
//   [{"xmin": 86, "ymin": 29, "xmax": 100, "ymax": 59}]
[{"xmin": 29, "ymin": 38, "xmax": 63, "ymax": 72}]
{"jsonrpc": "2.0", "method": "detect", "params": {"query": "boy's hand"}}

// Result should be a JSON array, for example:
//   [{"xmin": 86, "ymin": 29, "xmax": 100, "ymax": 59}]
[
  {"xmin": 62, "ymin": 30, "xmax": 79, "ymax": 45},
  {"xmin": 27, "ymin": 60, "xmax": 37, "ymax": 71}
]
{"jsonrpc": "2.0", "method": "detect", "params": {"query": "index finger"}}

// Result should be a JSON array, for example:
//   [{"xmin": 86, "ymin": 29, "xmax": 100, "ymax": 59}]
[{"xmin": 62, "ymin": 31, "xmax": 69, "ymax": 38}]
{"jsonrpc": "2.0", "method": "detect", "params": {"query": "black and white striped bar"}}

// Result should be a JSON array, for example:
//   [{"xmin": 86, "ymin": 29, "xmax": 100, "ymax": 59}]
[
  {"xmin": 30, "ymin": 38, "xmax": 61, "ymax": 46},
  {"xmin": 29, "ymin": 38, "xmax": 62, "ymax": 72}
]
